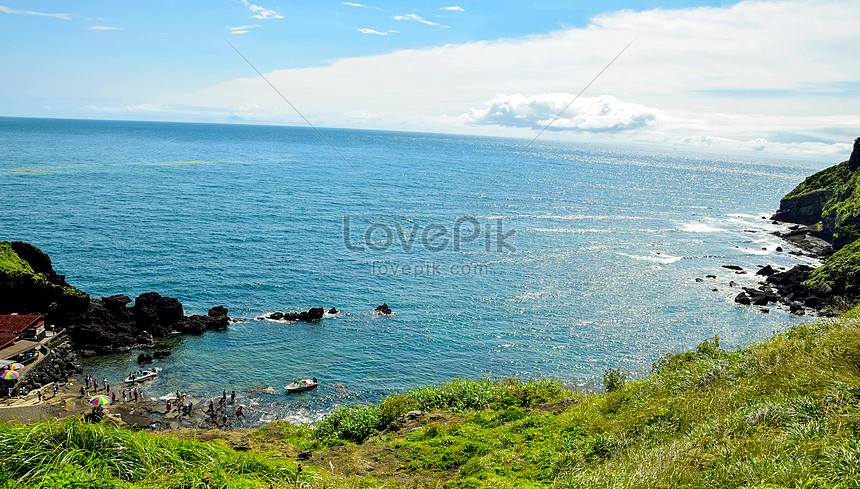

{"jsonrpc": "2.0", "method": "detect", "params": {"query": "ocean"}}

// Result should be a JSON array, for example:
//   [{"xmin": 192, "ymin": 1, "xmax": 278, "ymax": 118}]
[{"xmin": 0, "ymin": 116, "xmax": 824, "ymax": 425}]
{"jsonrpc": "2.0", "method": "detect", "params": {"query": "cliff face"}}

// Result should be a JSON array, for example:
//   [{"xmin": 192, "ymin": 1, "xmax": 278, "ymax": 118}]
[
  {"xmin": 773, "ymin": 140, "xmax": 860, "ymax": 300},
  {"xmin": 0, "ymin": 241, "xmax": 90, "ymax": 326}
]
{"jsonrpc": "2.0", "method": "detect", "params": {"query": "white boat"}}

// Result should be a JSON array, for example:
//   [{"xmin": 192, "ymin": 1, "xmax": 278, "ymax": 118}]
[
  {"xmin": 124, "ymin": 368, "xmax": 160, "ymax": 383},
  {"xmin": 285, "ymin": 378, "xmax": 318, "ymax": 393}
]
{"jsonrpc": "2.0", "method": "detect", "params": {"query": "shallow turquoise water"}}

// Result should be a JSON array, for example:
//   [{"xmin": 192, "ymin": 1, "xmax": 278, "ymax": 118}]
[{"xmin": 0, "ymin": 117, "xmax": 823, "ymax": 424}]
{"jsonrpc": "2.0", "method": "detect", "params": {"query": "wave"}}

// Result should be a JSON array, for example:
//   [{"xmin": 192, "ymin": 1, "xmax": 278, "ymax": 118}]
[
  {"xmin": 676, "ymin": 222, "xmax": 726, "ymax": 233},
  {"xmin": 530, "ymin": 228, "xmax": 613, "ymax": 234},
  {"xmin": 616, "ymin": 252, "xmax": 682, "ymax": 264}
]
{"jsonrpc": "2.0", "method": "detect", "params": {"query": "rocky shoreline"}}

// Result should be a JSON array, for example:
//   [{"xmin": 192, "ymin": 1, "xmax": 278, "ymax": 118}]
[{"xmin": 716, "ymin": 209, "xmax": 847, "ymax": 318}]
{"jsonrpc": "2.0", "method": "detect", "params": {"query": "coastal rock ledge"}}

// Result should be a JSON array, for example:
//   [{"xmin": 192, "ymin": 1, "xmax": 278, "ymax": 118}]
[
  {"xmin": 72, "ymin": 294, "xmax": 229, "ymax": 355},
  {"xmin": 0, "ymin": 240, "xmax": 231, "ymax": 356}
]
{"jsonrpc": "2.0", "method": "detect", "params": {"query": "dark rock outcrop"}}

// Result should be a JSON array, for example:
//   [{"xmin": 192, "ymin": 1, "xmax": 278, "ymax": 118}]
[
  {"xmin": 850, "ymin": 137, "xmax": 860, "ymax": 171},
  {"xmin": 722, "ymin": 265, "xmax": 744, "ymax": 271},
  {"xmin": 756, "ymin": 265, "xmax": 776, "ymax": 276},
  {"xmin": 258, "ymin": 307, "xmax": 328, "ymax": 322},
  {"xmin": 0, "ymin": 241, "xmax": 90, "ymax": 327},
  {"xmin": 16, "ymin": 341, "xmax": 82, "ymax": 392},
  {"xmin": 374, "ymin": 303, "xmax": 393, "ymax": 315},
  {"xmin": 70, "ymin": 292, "xmax": 230, "ymax": 355},
  {"xmin": 730, "ymin": 264, "xmax": 842, "ymax": 316},
  {"xmin": 772, "ymin": 188, "xmax": 835, "ymax": 226}
]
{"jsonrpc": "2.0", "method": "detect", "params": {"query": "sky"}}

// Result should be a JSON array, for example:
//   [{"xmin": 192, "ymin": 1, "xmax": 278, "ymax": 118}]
[{"xmin": 1, "ymin": 0, "xmax": 859, "ymax": 159}]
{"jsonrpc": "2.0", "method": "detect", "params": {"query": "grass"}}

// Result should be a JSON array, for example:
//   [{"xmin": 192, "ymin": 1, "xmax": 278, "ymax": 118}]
[
  {"xmin": 4, "ymin": 311, "xmax": 860, "ymax": 488},
  {"xmin": 0, "ymin": 420, "xmax": 307, "ymax": 488},
  {"xmin": 299, "ymin": 312, "xmax": 860, "ymax": 488}
]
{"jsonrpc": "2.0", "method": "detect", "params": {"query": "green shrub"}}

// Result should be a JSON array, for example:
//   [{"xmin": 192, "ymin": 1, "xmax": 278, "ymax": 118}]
[
  {"xmin": 314, "ymin": 404, "xmax": 381, "ymax": 442},
  {"xmin": 603, "ymin": 368, "xmax": 626, "ymax": 393}
]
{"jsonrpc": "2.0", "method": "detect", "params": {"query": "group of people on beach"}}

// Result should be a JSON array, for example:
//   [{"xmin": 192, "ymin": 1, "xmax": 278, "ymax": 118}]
[
  {"xmin": 204, "ymin": 389, "xmax": 245, "ymax": 425},
  {"xmin": 80, "ymin": 374, "xmax": 141, "ymax": 403}
]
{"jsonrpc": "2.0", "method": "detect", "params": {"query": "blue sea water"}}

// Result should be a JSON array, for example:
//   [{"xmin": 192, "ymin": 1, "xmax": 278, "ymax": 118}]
[{"xmin": 0, "ymin": 117, "xmax": 825, "ymax": 425}]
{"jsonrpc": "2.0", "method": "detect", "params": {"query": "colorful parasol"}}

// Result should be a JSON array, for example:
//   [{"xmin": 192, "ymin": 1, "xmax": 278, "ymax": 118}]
[
  {"xmin": 0, "ymin": 370, "xmax": 20, "ymax": 380},
  {"xmin": 88, "ymin": 395, "xmax": 112, "ymax": 405}
]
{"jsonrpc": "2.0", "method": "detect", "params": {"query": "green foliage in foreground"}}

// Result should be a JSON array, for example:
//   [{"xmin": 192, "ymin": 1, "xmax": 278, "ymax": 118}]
[
  {"xmin": 0, "ymin": 421, "xmax": 309, "ymax": 489},
  {"xmin": 304, "ymin": 311, "xmax": 860, "ymax": 488},
  {"xmin": 5, "ymin": 309, "xmax": 860, "ymax": 488},
  {"xmin": 315, "ymin": 377, "xmax": 568, "ymax": 442}
]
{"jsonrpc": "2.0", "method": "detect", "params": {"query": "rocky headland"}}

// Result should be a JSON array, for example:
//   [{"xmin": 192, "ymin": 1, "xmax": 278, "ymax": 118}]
[
  {"xmin": 729, "ymin": 137, "xmax": 860, "ymax": 316},
  {"xmin": 0, "ymin": 240, "xmax": 230, "ymax": 360}
]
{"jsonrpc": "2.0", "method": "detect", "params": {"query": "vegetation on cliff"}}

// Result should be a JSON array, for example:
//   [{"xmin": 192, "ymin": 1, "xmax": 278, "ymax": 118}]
[
  {"xmin": 4, "ymin": 307, "xmax": 860, "ymax": 488},
  {"xmin": 784, "ymin": 160, "xmax": 851, "ymax": 199},
  {"xmin": 0, "ymin": 241, "xmax": 89, "ymax": 325},
  {"xmin": 775, "ymin": 141, "xmax": 860, "ymax": 300}
]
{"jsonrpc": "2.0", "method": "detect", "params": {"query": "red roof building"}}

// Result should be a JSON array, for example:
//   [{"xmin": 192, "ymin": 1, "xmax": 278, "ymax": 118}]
[{"xmin": 0, "ymin": 314, "xmax": 46, "ymax": 343}]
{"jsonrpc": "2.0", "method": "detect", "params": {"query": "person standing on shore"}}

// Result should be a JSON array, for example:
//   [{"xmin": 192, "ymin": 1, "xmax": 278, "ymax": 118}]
[
  {"xmin": 230, "ymin": 390, "xmax": 235, "ymax": 405},
  {"xmin": 134, "ymin": 389, "xmax": 139, "ymax": 402},
  {"xmin": 122, "ymin": 391, "xmax": 127, "ymax": 403}
]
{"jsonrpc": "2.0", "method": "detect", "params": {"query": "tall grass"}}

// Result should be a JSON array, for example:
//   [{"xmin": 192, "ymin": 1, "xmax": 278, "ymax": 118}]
[
  {"xmin": 315, "ymin": 377, "xmax": 569, "ymax": 442},
  {"xmin": 0, "ymin": 420, "xmax": 293, "ymax": 488}
]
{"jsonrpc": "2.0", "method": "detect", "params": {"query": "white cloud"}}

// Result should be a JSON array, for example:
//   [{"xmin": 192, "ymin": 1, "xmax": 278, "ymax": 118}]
[
  {"xmin": 144, "ymin": 0, "xmax": 860, "ymax": 158},
  {"xmin": 357, "ymin": 28, "xmax": 387, "ymax": 35},
  {"xmin": 229, "ymin": 24, "xmax": 261, "ymax": 34},
  {"xmin": 393, "ymin": 13, "xmax": 438, "ymax": 25},
  {"xmin": 0, "ymin": 5, "xmax": 70, "ymax": 19},
  {"xmin": 465, "ymin": 94, "xmax": 661, "ymax": 132},
  {"xmin": 442, "ymin": 6, "xmax": 464, "ymax": 11},
  {"xmin": 343, "ymin": 2, "xmax": 382, "ymax": 10},
  {"xmin": 238, "ymin": 0, "xmax": 283, "ymax": 19},
  {"xmin": 89, "ymin": 25, "xmax": 121, "ymax": 30}
]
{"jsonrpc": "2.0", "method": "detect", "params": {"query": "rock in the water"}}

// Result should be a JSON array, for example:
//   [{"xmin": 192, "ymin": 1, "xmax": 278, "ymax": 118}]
[
  {"xmin": 280, "ymin": 307, "xmax": 326, "ymax": 322},
  {"xmin": 776, "ymin": 246, "xmax": 783, "ymax": 252},
  {"xmin": 734, "ymin": 293, "xmax": 751, "ymax": 305},
  {"xmin": 705, "ymin": 275, "xmax": 717, "ymax": 279},
  {"xmin": 137, "ymin": 353, "xmax": 153, "ymax": 364},
  {"xmin": 328, "ymin": 307, "xmax": 338, "ymax": 314},
  {"xmin": 374, "ymin": 303, "xmax": 393, "ymax": 315},
  {"xmin": 722, "ymin": 265, "xmax": 744, "ymax": 271},
  {"xmin": 756, "ymin": 265, "xmax": 777, "ymax": 276},
  {"xmin": 695, "ymin": 278, "xmax": 704, "ymax": 282},
  {"xmin": 153, "ymin": 350, "xmax": 171, "ymax": 359}
]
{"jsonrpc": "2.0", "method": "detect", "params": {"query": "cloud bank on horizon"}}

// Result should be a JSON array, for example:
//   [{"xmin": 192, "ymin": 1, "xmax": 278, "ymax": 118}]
[{"xmin": 5, "ymin": 0, "xmax": 860, "ymax": 159}]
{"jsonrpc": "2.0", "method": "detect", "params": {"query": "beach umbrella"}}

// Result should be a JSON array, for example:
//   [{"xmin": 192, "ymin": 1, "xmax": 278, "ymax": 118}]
[
  {"xmin": 88, "ymin": 395, "xmax": 111, "ymax": 405},
  {"xmin": 5, "ymin": 363, "xmax": 25, "ymax": 370},
  {"xmin": 0, "ymin": 370, "xmax": 19, "ymax": 380}
]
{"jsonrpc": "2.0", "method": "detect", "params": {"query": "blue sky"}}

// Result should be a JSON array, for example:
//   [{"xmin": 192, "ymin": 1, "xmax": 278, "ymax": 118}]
[{"xmin": 2, "ymin": 0, "xmax": 859, "ymax": 158}]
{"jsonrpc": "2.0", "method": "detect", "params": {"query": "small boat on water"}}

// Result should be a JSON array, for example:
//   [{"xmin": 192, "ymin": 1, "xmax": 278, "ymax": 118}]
[
  {"xmin": 285, "ymin": 378, "xmax": 318, "ymax": 393},
  {"xmin": 124, "ymin": 368, "xmax": 160, "ymax": 383}
]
